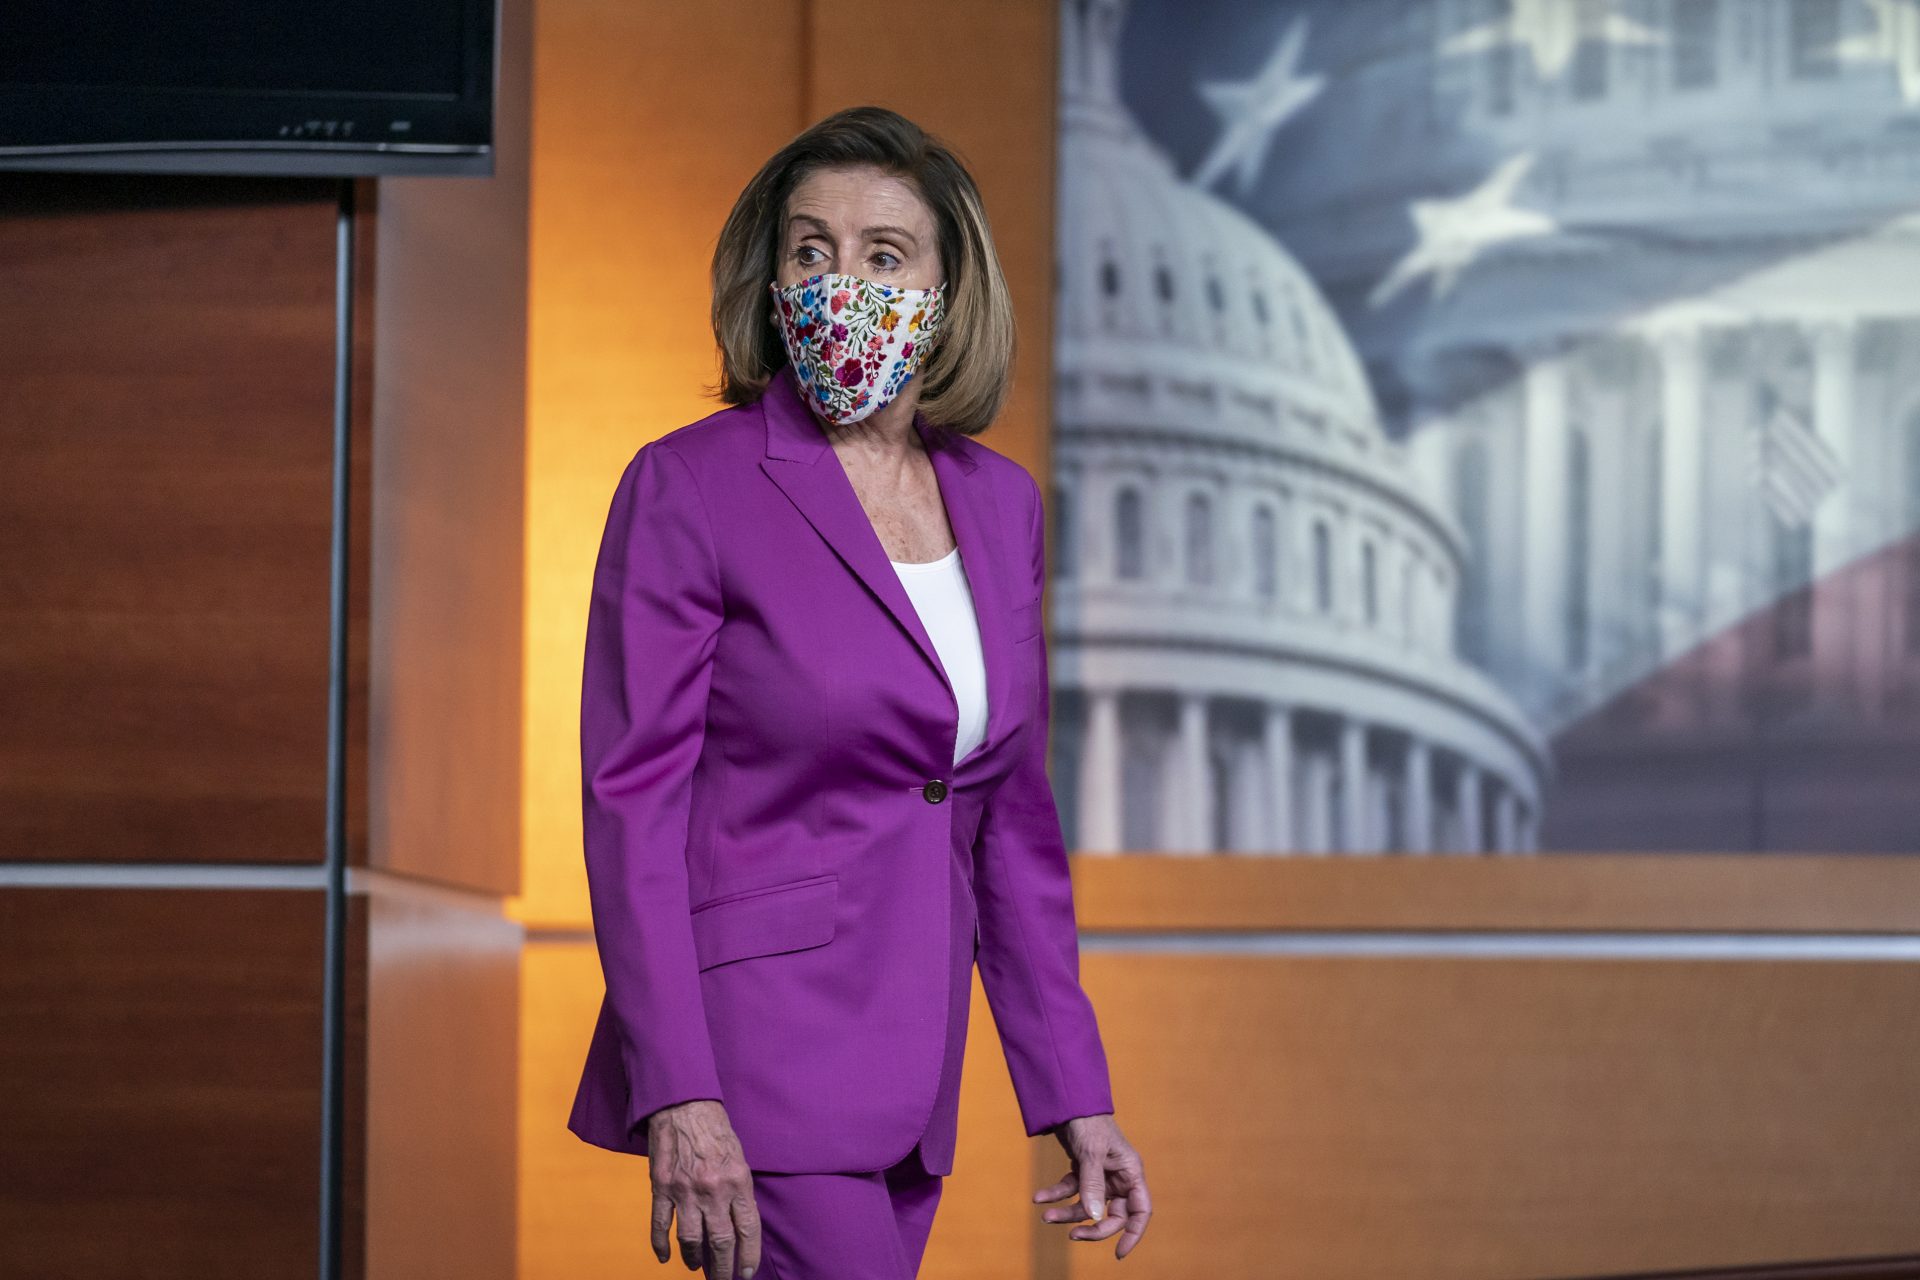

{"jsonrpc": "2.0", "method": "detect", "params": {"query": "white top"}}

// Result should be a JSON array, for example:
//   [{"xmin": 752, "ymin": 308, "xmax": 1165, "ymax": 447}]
[{"xmin": 889, "ymin": 545, "xmax": 988, "ymax": 766}]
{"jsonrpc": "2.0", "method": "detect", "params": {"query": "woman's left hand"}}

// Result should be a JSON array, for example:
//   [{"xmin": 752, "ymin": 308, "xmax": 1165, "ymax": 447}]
[{"xmin": 1034, "ymin": 1112, "xmax": 1152, "ymax": 1258}]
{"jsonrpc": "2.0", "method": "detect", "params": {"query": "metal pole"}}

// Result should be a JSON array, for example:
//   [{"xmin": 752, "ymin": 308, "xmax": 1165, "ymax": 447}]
[{"xmin": 317, "ymin": 174, "xmax": 356, "ymax": 1280}]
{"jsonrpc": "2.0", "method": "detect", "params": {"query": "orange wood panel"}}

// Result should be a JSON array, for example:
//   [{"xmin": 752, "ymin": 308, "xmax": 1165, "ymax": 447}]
[
  {"xmin": 517, "ymin": 0, "xmax": 810, "ymax": 928},
  {"xmin": 521, "ymin": 939, "xmax": 655, "ymax": 1277},
  {"xmin": 805, "ymin": 0, "xmax": 1062, "ymax": 486},
  {"xmin": 365, "ymin": 881, "xmax": 521, "ymax": 1280},
  {"xmin": 1076, "ymin": 949, "xmax": 1920, "ymax": 1279},
  {"xmin": 516, "ymin": 1, "xmax": 815, "ymax": 1271},
  {"xmin": 1071, "ymin": 851, "xmax": 1920, "ymax": 933}
]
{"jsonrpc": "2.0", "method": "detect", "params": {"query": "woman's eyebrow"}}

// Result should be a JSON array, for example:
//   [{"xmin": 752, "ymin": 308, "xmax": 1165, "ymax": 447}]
[{"xmin": 786, "ymin": 213, "xmax": 919, "ymax": 247}]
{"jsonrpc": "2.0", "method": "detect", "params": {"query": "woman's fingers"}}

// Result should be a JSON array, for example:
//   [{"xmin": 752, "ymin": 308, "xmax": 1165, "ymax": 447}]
[
  {"xmin": 651, "ymin": 1182, "xmax": 677, "ymax": 1263},
  {"xmin": 698, "ymin": 1202, "xmax": 735, "ymax": 1279},
  {"xmin": 1075, "ymin": 1142, "xmax": 1110, "ymax": 1224},
  {"xmin": 677, "ymin": 1199, "xmax": 709, "ymax": 1269},
  {"xmin": 730, "ymin": 1187, "xmax": 764, "ymax": 1279},
  {"xmin": 1040, "ymin": 1129, "xmax": 1156, "ymax": 1258},
  {"xmin": 688, "ymin": 1174, "xmax": 758, "ymax": 1276},
  {"xmin": 1070, "ymin": 1210, "xmax": 1128, "ymax": 1243},
  {"xmin": 1114, "ymin": 1179, "xmax": 1154, "ymax": 1259},
  {"xmin": 643, "ymin": 1102, "xmax": 760, "ymax": 1276},
  {"xmin": 1031, "ymin": 1166, "xmax": 1078, "ymax": 1205}
]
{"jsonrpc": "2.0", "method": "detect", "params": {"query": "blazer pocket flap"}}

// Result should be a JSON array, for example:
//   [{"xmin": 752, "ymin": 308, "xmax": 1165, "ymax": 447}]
[
  {"xmin": 1009, "ymin": 598, "xmax": 1043, "ymax": 641},
  {"xmin": 691, "ymin": 874, "xmax": 839, "ymax": 971}
]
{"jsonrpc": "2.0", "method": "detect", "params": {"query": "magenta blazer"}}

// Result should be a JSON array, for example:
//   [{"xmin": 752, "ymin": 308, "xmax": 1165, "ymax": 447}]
[{"xmin": 566, "ymin": 362, "xmax": 1115, "ymax": 1175}]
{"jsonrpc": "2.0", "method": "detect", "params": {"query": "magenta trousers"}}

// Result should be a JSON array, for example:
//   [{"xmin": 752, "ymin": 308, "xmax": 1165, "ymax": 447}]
[
  {"xmin": 747, "ymin": 1144, "xmax": 945, "ymax": 1279},
  {"xmin": 746, "ymin": 850, "xmax": 976, "ymax": 1278}
]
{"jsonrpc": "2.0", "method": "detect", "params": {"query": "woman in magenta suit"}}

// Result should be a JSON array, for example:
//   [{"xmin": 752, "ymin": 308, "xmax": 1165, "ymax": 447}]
[{"xmin": 566, "ymin": 105, "xmax": 1152, "ymax": 1277}]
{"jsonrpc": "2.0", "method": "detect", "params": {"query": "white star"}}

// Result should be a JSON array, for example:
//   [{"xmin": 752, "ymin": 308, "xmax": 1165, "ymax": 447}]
[
  {"xmin": 1442, "ymin": 0, "xmax": 1663, "ymax": 82},
  {"xmin": 1368, "ymin": 153, "xmax": 1558, "ymax": 307},
  {"xmin": 1190, "ymin": 14, "xmax": 1326, "ymax": 199},
  {"xmin": 1831, "ymin": 0, "xmax": 1920, "ymax": 105}
]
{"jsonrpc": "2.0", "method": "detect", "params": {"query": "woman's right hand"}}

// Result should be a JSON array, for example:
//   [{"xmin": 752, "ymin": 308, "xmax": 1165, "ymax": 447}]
[{"xmin": 645, "ymin": 1099, "xmax": 763, "ymax": 1278}]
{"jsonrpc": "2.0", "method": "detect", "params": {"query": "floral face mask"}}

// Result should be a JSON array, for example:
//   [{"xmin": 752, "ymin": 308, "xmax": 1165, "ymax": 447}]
[{"xmin": 768, "ymin": 271, "xmax": 946, "ymax": 425}]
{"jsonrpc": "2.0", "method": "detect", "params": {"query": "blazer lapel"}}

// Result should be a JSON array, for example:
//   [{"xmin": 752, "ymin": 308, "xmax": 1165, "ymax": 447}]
[{"xmin": 758, "ymin": 362, "xmax": 1017, "ymax": 766}]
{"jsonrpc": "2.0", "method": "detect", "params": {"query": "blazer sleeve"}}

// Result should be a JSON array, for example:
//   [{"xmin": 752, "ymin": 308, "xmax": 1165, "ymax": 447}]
[
  {"xmin": 580, "ymin": 440, "xmax": 727, "ymax": 1140},
  {"xmin": 970, "ymin": 468, "xmax": 1117, "ymax": 1138}
]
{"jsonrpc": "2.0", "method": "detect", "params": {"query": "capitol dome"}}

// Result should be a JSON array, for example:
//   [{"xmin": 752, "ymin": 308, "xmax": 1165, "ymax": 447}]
[
  {"xmin": 1056, "ymin": 73, "xmax": 1386, "ymax": 464},
  {"xmin": 1047, "ymin": 0, "xmax": 1547, "ymax": 857}
]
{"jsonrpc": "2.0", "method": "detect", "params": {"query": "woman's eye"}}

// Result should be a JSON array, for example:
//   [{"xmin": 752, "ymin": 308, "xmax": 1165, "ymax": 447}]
[{"xmin": 873, "ymin": 252, "xmax": 901, "ymax": 269}]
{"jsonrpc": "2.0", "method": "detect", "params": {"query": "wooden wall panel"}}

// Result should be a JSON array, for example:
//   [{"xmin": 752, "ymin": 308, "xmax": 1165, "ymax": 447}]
[
  {"xmin": 0, "ymin": 888, "xmax": 362, "ymax": 1278},
  {"xmin": 0, "ymin": 175, "xmax": 364, "ymax": 866},
  {"xmin": 517, "ymin": 0, "xmax": 810, "ymax": 929},
  {"xmin": 520, "ymin": 939, "xmax": 653, "ymax": 1277},
  {"xmin": 1077, "ymin": 949, "xmax": 1920, "ymax": 1278},
  {"xmin": 1075, "ymin": 852, "xmax": 1920, "ymax": 933},
  {"xmin": 515, "ymin": 1, "xmax": 819, "ymax": 1271},
  {"xmin": 368, "ymin": 0, "xmax": 531, "ymax": 898},
  {"xmin": 806, "ymin": 0, "xmax": 1062, "ymax": 485},
  {"xmin": 365, "ymin": 882, "xmax": 521, "ymax": 1280},
  {"xmin": 0, "ymin": 4, "xmax": 529, "ymax": 1276}
]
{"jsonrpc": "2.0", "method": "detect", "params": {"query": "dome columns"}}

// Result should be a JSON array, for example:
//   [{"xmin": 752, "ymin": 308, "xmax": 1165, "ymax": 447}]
[
  {"xmin": 1262, "ymin": 703, "xmax": 1296, "ymax": 853},
  {"xmin": 1338, "ymin": 718, "xmax": 1371, "ymax": 853},
  {"xmin": 1168, "ymin": 692, "xmax": 1214, "ymax": 853},
  {"xmin": 1652, "ymin": 322, "xmax": 1709, "ymax": 658},
  {"xmin": 1076, "ymin": 686, "xmax": 1125, "ymax": 854},
  {"xmin": 1404, "ymin": 736, "xmax": 1435, "ymax": 855},
  {"xmin": 1065, "ymin": 686, "xmax": 1535, "ymax": 855},
  {"xmin": 1520, "ymin": 350, "xmax": 1573, "ymax": 700},
  {"xmin": 1456, "ymin": 759, "xmax": 1485, "ymax": 852}
]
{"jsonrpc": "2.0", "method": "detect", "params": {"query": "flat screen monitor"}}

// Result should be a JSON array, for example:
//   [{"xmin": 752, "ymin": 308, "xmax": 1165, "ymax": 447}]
[{"xmin": 0, "ymin": 0, "xmax": 497, "ymax": 176}]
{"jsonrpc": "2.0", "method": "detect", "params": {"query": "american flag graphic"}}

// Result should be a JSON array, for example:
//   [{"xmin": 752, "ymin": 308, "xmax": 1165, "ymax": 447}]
[
  {"xmin": 1749, "ymin": 386, "xmax": 1843, "ymax": 531},
  {"xmin": 1078, "ymin": 0, "xmax": 1920, "ymax": 853}
]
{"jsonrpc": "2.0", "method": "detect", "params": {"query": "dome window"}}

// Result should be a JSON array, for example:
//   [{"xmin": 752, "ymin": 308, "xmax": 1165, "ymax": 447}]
[
  {"xmin": 1288, "ymin": 296, "xmax": 1311, "ymax": 348},
  {"xmin": 1312, "ymin": 519, "xmax": 1333, "ymax": 613},
  {"xmin": 1789, "ymin": 0, "xmax": 1842, "ymax": 80},
  {"xmin": 1185, "ymin": 491, "xmax": 1214, "ymax": 585},
  {"xmin": 1207, "ymin": 275, "xmax": 1225, "ymax": 313},
  {"xmin": 1362, "ymin": 540, "xmax": 1379, "ymax": 626},
  {"xmin": 1252, "ymin": 505, "xmax": 1278, "ymax": 600},
  {"xmin": 1155, "ymin": 263, "xmax": 1175, "ymax": 303},
  {"xmin": 1101, "ymin": 257, "xmax": 1122, "ymax": 297}
]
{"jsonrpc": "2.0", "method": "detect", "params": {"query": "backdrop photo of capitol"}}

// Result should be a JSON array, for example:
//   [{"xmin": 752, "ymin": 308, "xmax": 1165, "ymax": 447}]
[{"xmin": 1049, "ymin": 0, "xmax": 1920, "ymax": 856}]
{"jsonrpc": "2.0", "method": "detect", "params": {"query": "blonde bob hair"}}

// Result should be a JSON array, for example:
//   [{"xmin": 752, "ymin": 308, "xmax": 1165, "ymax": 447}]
[{"xmin": 707, "ymin": 105, "xmax": 1017, "ymax": 436}]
